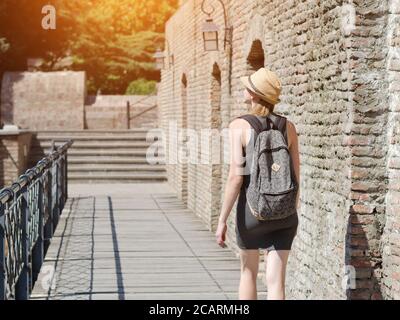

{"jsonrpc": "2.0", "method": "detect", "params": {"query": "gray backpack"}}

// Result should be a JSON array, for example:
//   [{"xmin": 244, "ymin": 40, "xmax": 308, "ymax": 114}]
[{"xmin": 237, "ymin": 112, "xmax": 298, "ymax": 221}]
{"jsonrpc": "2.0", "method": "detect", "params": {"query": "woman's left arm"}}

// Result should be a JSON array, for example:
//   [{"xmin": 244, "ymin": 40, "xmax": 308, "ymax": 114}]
[{"xmin": 215, "ymin": 119, "xmax": 245, "ymax": 247}]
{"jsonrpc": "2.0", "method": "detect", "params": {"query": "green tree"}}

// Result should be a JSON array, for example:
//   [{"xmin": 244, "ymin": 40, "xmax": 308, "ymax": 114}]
[
  {"xmin": 57, "ymin": 0, "xmax": 178, "ymax": 93},
  {"xmin": 126, "ymin": 78, "xmax": 157, "ymax": 95},
  {"xmin": 0, "ymin": 0, "xmax": 179, "ymax": 94},
  {"xmin": 0, "ymin": 0, "xmax": 69, "ymax": 85}
]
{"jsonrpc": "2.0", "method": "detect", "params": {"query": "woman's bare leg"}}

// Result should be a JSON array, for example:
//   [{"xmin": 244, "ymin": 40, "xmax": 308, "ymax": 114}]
[
  {"xmin": 264, "ymin": 250, "xmax": 290, "ymax": 300},
  {"xmin": 238, "ymin": 249, "xmax": 259, "ymax": 299}
]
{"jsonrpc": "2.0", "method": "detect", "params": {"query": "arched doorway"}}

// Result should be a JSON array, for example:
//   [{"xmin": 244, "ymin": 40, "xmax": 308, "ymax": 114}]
[{"xmin": 247, "ymin": 39, "xmax": 265, "ymax": 71}]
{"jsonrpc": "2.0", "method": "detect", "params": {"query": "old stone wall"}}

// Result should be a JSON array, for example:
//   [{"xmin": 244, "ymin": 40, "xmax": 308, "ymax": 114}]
[
  {"xmin": 158, "ymin": 0, "xmax": 400, "ymax": 299},
  {"xmin": 0, "ymin": 131, "xmax": 32, "ymax": 188},
  {"xmin": 1, "ymin": 71, "xmax": 86, "ymax": 130},
  {"xmin": 0, "ymin": 72, "xmax": 159, "ymax": 130},
  {"xmin": 381, "ymin": 0, "xmax": 400, "ymax": 299}
]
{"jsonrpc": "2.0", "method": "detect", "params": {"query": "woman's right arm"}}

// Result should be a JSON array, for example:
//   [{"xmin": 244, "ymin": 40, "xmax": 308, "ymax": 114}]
[{"xmin": 287, "ymin": 120, "xmax": 300, "ymax": 209}]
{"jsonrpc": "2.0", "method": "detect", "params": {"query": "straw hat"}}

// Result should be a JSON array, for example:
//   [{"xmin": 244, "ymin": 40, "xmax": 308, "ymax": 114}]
[{"xmin": 240, "ymin": 67, "xmax": 282, "ymax": 105}]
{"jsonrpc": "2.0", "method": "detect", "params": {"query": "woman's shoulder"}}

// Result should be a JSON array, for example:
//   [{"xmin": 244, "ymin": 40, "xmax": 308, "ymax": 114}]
[
  {"xmin": 285, "ymin": 119, "xmax": 297, "ymax": 134},
  {"xmin": 229, "ymin": 115, "xmax": 251, "ymax": 128},
  {"xmin": 285, "ymin": 119, "xmax": 298, "ymax": 149}
]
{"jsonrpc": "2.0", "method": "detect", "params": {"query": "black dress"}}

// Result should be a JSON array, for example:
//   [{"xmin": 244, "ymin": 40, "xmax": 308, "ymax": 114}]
[{"xmin": 235, "ymin": 114, "xmax": 299, "ymax": 251}]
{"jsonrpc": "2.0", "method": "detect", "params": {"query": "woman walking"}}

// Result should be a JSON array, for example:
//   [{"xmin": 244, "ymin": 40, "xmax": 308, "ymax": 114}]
[{"xmin": 215, "ymin": 67, "xmax": 300, "ymax": 300}]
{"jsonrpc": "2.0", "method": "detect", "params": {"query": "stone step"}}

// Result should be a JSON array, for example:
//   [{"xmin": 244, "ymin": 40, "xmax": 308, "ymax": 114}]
[
  {"xmin": 33, "ymin": 135, "xmax": 158, "ymax": 141},
  {"xmin": 29, "ymin": 156, "xmax": 166, "ymax": 167},
  {"xmin": 29, "ymin": 129, "xmax": 167, "ymax": 183},
  {"xmin": 30, "ymin": 149, "xmax": 165, "ymax": 157},
  {"xmin": 31, "ymin": 141, "xmax": 163, "ymax": 149},
  {"xmin": 34, "ymin": 132, "xmax": 162, "ymax": 139},
  {"xmin": 31, "ymin": 129, "xmax": 161, "ymax": 134},
  {"xmin": 61, "ymin": 157, "xmax": 166, "ymax": 164},
  {"xmin": 67, "ymin": 164, "xmax": 165, "ymax": 172},
  {"xmin": 68, "ymin": 170, "xmax": 166, "ymax": 177},
  {"xmin": 30, "ymin": 147, "xmax": 164, "ymax": 155},
  {"xmin": 68, "ymin": 172, "xmax": 167, "ymax": 182}
]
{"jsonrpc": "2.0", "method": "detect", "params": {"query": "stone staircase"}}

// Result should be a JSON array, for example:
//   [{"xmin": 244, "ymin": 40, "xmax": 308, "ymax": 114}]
[{"xmin": 28, "ymin": 129, "xmax": 167, "ymax": 183}]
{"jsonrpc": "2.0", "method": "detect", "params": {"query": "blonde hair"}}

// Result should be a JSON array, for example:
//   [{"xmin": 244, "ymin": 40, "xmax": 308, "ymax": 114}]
[{"xmin": 248, "ymin": 98, "xmax": 275, "ymax": 116}]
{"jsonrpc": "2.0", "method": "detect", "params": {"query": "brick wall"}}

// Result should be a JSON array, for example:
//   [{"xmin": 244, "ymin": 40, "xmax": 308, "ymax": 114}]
[
  {"xmin": 0, "ymin": 131, "xmax": 32, "ymax": 188},
  {"xmin": 0, "ymin": 73, "xmax": 159, "ymax": 130},
  {"xmin": 158, "ymin": 0, "xmax": 400, "ymax": 299},
  {"xmin": 1, "ymin": 71, "xmax": 86, "ymax": 130},
  {"xmin": 381, "ymin": 0, "xmax": 400, "ymax": 300}
]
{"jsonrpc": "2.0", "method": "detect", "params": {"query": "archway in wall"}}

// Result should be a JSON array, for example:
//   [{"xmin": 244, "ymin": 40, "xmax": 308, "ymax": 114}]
[
  {"xmin": 247, "ymin": 39, "xmax": 265, "ymax": 72},
  {"xmin": 210, "ymin": 63, "xmax": 222, "ymax": 231},
  {"xmin": 180, "ymin": 73, "xmax": 188, "ymax": 205},
  {"xmin": 244, "ymin": 40, "xmax": 265, "ymax": 123}
]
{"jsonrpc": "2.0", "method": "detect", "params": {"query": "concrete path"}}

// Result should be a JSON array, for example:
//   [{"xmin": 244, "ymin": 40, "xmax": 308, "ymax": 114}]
[{"xmin": 31, "ymin": 183, "xmax": 267, "ymax": 300}]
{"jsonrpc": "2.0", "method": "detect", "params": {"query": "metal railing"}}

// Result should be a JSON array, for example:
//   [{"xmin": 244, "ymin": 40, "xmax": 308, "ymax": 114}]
[
  {"xmin": 128, "ymin": 104, "xmax": 157, "ymax": 121},
  {"xmin": 0, "ymin": 139, "xmax": 73, "ymax": 300}
]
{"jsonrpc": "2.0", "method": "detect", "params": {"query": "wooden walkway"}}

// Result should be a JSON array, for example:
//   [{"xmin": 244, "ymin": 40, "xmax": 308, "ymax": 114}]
[{"xmin": 31, "ymin": 183, "xmax": 267, "ymax": 300}]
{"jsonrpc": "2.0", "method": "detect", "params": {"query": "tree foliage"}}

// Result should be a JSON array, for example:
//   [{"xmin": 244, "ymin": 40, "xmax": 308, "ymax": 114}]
[
  {"xmin": 126, "ymin": 78, "xmax": 157, "ymax": 95},
  {"xmin": 0, "ymin": 1, "xmax": 68, "ymax": 78},
  {"xmin": 0, "ymin": 0, "xmax": 179, "ymax": 94}
]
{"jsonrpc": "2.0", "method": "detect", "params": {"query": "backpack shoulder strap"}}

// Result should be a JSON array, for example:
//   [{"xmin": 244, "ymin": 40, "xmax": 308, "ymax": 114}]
[
  {"xmin": 236, "ymin": 114, "xmax": 264, "ymax": 135},
  {"xmin": 267, "ymin": 112, "xmax": 288, "ymax": 145},
  {"xmin": 236, "ymin": 113, "xmax": 288, "ymax": 145}
]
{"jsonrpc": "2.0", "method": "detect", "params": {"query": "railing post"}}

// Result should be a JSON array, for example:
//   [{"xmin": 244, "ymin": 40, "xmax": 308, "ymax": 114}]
[
  {"xmin": 127, "ymin": 101, "xmax": 130, "ymax": 129},
  {"xmin": 52, "ymin": 159, "xmax": 60, "ymax": 230},
  {"xmin": 0, "ymin": 204, "xmax": 5, "ymax": 300},
  {"xmin": 60, "ymin": 155, "xmax": 64, "ymax": 210},
  {"xmin": 60, "ymin": 154, "xmax": 65, "ymax": 210},
  {"xmin": 15, "ymin": 183, "xmax": 30, "ymax": 300},
  {"xmin": 64, "ymin": 151, "xmax": 68, "ymax": 207},
  {"xmin": 44, "ymin": 165, "xmax": 53, "ymax": 255},
  {"xmin": 50, "ymin": 141, "xmax": 59, "ymax": 231},
  {"xmin": 32, "ymin": 178, "xmax": 44, "ymax": 285}
]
